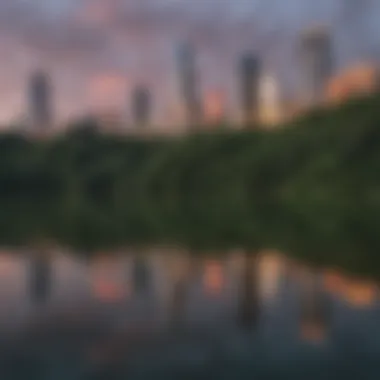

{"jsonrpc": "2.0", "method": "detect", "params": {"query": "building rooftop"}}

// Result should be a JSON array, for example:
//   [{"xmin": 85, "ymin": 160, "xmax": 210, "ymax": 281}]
[{"xmin": 301, "ymin": 25, "xmax": 330, "ymax": 40}]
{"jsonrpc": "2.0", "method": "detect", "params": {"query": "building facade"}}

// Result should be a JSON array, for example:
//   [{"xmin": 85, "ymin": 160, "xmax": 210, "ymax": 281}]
[
  {"xmin": 132, "ymin": 85, "xmax": 152, "ymax": 128},
  {"xmin": 299, "ymin": 27, "xmax": 333, "ymax": 108},
  {"xmin": 239, "ymin": 53, "xmax": 261, "ymax": 128},
  {"xmin": 258, "ymin": 73, "xmax": 282, "ymax": 127},
  {"xmin": 176, "ymin": 43, "xmax": 203, "ymax": 129},
  {"xmin": 29, "ymin": 71, "xmax": 53, "ymax": 130}
]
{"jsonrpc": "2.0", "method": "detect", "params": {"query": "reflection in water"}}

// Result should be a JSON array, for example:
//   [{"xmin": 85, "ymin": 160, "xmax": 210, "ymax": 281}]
[
  {"xmin": 0, "ymin": 247, "xmax": 380, "ymax": 379},
  {"xmin": 90, "ymin": 255, "xmax": 130, "ymax": 302},
  {"xmin": 324, "ymin": 270, "xmax": 378, "ymax": 307},
  {"xmin": 169, "ymin": 253, "xmax": 192, "ymax": 329},
  {"xmin": 170, "ymin": 274, "xmax": 188, "ymax": 329},
  {"xmin": 257, "ymin": 251, "xmax": 285, "ymax": 305},
  {"xmin": 343, "ymin": 279, "xmax": 377, "ymax": 307},
  {"xmin": 299, "ymin": 269, "xmax": 330, "ymax": 342},
  {"xmin": 132, "ymin": 255, "xmax": 150, "ymax": 295},
  {"xmin": 29, "ymin": 250, "xmax": 51, "ymax": 304},
  {"xmin": 203, "ymin": 259, "xmax": 224, "ymax": 296},
  {"xmin": 238, "ymin": 252, "xmax": 259, "ymax": 330}
]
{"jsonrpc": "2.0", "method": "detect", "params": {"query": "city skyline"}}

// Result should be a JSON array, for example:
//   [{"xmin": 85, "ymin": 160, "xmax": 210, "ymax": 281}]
[{"xmin": 0, "ymin": 0, "xmax": 379, "ymax": 126}]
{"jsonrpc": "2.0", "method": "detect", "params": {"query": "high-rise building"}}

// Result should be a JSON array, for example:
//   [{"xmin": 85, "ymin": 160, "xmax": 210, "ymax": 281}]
[
  {"xmin": 258, "ymin": 73, "xmax": 282, "ymax": 127},
  {"xmin": 29, "ymin": 70, "xmax": 53, "ymax": 130},
  {"xmin": 299, "ymin": 27, "xmax": 333, "ymax": 107},
  {"xmin": 132, "ymin": 85, "xmax": 151, "ymax": 128},
  {"xmin": 239, "ymin": 52, "xmax": 261, "ymax": 127},
  {"xmin": 176, "ymin": 43, "xmax": 202, "ymax": 129}
]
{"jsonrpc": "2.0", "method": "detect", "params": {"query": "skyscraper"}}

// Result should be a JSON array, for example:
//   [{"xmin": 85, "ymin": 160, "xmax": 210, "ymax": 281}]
[
  {"xmin": 239, "ymin": 52, "xmax": 261, "ymax": 128},
  {"xmin": 132, "ymin": 85, "xmax": 151, "ymax": 128},
  {"xmin": 176, "ymin": 43, "xmax": 202, "ymax": 129},
  {"xmin": 299, "ymin": 27, "xmax": 333, "ymax": 107},
  {"xmin": 29, "ymin": 70, "xmax": 53, "ymax": 130},
  {"xmin": 259, "ymin": 73, "xmax": 282, "ymax": 127}
]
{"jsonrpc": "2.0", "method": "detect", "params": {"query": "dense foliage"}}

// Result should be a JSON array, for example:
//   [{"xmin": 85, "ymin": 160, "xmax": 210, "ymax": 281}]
[{"xmin": 1, "ymin": 94, "xmax": 380, "ymax": 276}]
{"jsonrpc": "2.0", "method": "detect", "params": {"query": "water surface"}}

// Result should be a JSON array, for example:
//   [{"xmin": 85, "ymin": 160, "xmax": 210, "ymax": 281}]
[{"xmin": 0, "ymin": 247, "xmax": 379, "ymax": 379}]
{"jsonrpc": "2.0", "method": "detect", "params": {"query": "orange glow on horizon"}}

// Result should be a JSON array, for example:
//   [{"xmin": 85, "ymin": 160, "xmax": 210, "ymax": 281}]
[
  {"xmin": 326, "ymin": 63, "xmax": 379, "ymax": 104},
  {"xmin": 203, "ymin": 89, "xmax": 226, "ymax": 125}
]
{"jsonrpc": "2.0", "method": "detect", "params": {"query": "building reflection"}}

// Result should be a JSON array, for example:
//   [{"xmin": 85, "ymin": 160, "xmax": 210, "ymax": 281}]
[
  {"xmin": 299, "ymin": 269, "xmax": 330, "ymax": 342},
  {"xmin": 203, "ymin": 259, "xmax": 224, "ymax": 296},
  {"xmin": 90, "ymin": 254, "xmax": 130, "ymax": 302},
  {"xmin": 237, "ymin": 251, "xmax": 259, "ymax": 330},
  {"xmin": 170, "ymin": 273, "xmax": 188, "ymax": 329},
  {"xmin": 168, "ymin": 252, "xmax": 193, "ymax": 329},
  {"xmin": 257, "ymin": 251, "xmax": 285, "ymax": 305},
  {"xmin": 132, "ymin": 254, "xmax": 151, "ymax": 296},
  {"xmin": 30, "ymin": 250, "xmax": 52, "ymax": 304},
  {"xmin": 343, "ymin": 280, "xmax": 377, "ymax": 307},
  {"xmin": 323, "ymin": 270, "xmax": 377, "ymax": 308}
]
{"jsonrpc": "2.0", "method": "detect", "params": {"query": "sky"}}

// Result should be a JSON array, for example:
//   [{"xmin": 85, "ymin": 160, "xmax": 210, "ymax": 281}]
[{"xmin": 0, "ymin": 0, "xmax": 379, "ymax": 126}]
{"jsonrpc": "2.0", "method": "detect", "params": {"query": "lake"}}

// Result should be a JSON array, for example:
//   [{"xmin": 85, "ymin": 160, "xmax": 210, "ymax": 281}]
[{"xmin": 0, "ymin": 246, "xmax": 379, "ymax": 379}]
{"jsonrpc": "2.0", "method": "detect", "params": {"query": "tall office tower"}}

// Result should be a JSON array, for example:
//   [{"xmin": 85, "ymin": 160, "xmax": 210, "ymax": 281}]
[
  {"xmin": 132, "ymin": 85, "xmax": 151, "ymax": 128},
  {"xmin": 259, "ymin": 73, "xmax": 282, "ymax": 127},
  {"xmin": 176, "ymin": 43, "xmax": 203, "ymax": 129},
  {"xmin": 29, "ymin": 71, "xmax": 53, "ymax": 130},
  {"xmin": 239, "ymin": 52, "xmax": 261, "ymax": 128},
  {"xmin": 299, "ymin": 27, "xmax": 333, "ymax": 107}
]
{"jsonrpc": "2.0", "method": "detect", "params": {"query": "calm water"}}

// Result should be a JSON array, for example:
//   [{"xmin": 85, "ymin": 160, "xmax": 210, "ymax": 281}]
[{"xmin": 0, "ymin": 247, "xmax": 380, "ymax": 379}]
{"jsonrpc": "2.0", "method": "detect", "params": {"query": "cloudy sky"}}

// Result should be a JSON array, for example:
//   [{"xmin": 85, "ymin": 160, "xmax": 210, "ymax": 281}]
[{"xmin": 0, "ymin": 0, "xmax": 379, "ymax": 126}]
